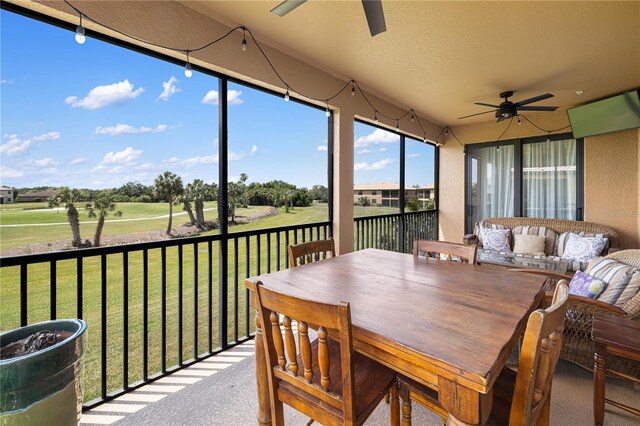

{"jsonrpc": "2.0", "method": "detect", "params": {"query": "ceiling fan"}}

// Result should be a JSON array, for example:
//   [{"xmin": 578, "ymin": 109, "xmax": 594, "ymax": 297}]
[
  {"xmin": 458, "ymin": 91, "xmax": 559, "ymax": 122},
  {"xmin": 271, "ymin": 0, "xmax": 387, "ymax": 37}
]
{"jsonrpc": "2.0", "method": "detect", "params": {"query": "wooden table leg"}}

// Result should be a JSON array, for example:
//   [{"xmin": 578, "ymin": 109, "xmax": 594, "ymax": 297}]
[
  {"xmin": 399, "ymin": 383, "xmax": 412, "ymax": 426},
  {"xmin": 255, "ymin": 310, "xmax": 272, "ymax": 425},
  {"xmin": 594, "ymin": 342, "xmax": 607, "ymax": 426},
  {"xmin": 390, "ymin": 381, "xmax": 400, "ymax": 426},
  {"xmin": 439, "ymin": 377, "xmax": 492, "ymax": 425}
]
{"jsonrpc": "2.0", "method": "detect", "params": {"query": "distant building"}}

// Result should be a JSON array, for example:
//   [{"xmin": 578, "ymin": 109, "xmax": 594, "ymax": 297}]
[
  {"xmin": 354, "ymin": 183, "xmax": 435, "ymax": 208},
  {"xmin": 0, "ymin": 187, "xmax": 15, "ymax": 204},
  {"xmin": 16, "ymin": 190, "xmax": 61, "ymax": 202}
]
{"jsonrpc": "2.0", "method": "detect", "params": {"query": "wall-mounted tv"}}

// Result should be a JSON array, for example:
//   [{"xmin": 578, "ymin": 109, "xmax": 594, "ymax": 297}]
[{"xmin": 567, "ymin": 90, "xmax": 640, "ymax": 139}]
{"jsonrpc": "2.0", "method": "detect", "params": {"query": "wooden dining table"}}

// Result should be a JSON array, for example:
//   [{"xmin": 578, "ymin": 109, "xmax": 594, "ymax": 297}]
[{"xmin": 245, "ymin": 248, "xmax": 547, "ymax": 425}]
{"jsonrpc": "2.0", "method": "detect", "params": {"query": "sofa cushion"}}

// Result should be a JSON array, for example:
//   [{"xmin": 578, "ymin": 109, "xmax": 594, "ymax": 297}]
[
  {"xmin": 475, "ymin": 221, "xmax": 507, "ymax": 248},
  {"xmin": 513, "ymin": 234, "xmax": 546, "ymax": 256},
  {"xmin": 556, "ymin": 231, "xmax": 610, "ymax": 256},
  {"xmin": 568, "ymin": 271, "xmax": 606, "ymax": 299},
  {"xmin": 561, "ymin": 233, "xmax": 607, "ymax": 263},
  {"xmin": 588, "ymin": 257, "xmax": 640, "ymax": 307},
  {"xmin": 480, "ymin": 227, "xmax": 511, "ymax": 252},
  {"xmin": 512, "ymin": 226, "xmax": 557, "ymax": 256}
]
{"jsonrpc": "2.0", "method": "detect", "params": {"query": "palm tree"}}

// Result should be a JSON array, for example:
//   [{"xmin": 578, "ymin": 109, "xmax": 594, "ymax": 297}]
[
  {"xmin": 179, "ymin": 184, "xmax": 197, "ymax": 227},
  {"xmin": 154, "ymin": 171, "xmax": 184, "ymax": 235},
  {"xmin": 48, "ymin": 187, "xmax": 83, "ymax": 247},
  {"xmin": 227, "ymin": 174, "xmax": 248, "ymax": 224},
  {"xmin": 189, "ymin": 179, "xmax": 211, "ymax": 229},
  {"xmin": 85, "ymin": 196, "xmax": 122, "ymax": 247}
]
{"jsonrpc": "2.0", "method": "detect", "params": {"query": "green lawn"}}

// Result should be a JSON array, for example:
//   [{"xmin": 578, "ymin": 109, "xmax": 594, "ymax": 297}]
[{"xmin": 0, "ymin": 201, "xmax": 400, "ymax": 402}]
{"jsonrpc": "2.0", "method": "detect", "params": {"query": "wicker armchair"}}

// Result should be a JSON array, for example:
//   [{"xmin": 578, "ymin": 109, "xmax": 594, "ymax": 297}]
[{"xmin": 544, "ymin": 250, "xmax": 640, "ymax": 378}]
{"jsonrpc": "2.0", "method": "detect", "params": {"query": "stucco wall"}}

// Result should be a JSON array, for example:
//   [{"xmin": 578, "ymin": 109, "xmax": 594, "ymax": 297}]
[{"xmin": 441, "ymin": 110, "xmax": 640, "ymax": 248}]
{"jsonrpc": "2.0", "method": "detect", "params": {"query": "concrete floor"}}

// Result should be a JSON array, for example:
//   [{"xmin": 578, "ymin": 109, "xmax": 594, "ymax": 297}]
[{"xmin": 81, "ymin": 340, "xmax": 639, "ymax": 426}]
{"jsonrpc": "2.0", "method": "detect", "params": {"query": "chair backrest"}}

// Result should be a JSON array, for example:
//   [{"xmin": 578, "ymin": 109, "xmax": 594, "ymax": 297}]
[
  {"xmin": 509, "ymin": 281, "xmax": 569, "ymax": 426},
  {"xmin": 413, "ymin": 240, "xmax": 478, "ymax": 264},
  {"xmin": 288, "ymin": 238, "xmax": 336, "ymax": 267},
  {"xmin": 248, "ymin": 280, "xmax": 356, "ymax": 424}
]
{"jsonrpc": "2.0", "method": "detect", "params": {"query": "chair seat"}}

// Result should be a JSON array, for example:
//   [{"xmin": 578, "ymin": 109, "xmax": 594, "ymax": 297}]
[
  {"xmin": 278, "ymin": 338, "xmax": 396, "ymax": 423},
  {"xmin": 400, "ymin": 367, "xmax": 517, "ymax": 425}
]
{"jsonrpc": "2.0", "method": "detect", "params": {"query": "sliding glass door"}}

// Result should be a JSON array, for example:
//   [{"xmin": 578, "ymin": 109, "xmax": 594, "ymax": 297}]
[{"xmin": 465, "ymin": 134, "xmax": 583, "ymax": 232}]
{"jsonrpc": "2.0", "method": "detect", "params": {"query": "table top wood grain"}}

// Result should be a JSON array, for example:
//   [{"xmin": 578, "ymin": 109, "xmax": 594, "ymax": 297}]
[{"xmin": 246, "ymin": 248, "xmax": 547, "ymax": 393}]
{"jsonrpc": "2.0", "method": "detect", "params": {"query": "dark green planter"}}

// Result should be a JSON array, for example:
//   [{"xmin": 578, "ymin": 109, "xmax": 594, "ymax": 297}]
[{"xmin": 0, "ymin": 319, "xmax": 87, "ymax": 426}]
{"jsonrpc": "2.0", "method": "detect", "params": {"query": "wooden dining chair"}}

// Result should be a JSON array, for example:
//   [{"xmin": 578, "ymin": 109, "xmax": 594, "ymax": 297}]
[
  {"xmin": 399, "ymin": 281, "xmax": 570, "ymax": 425},
  {"xmin": 412, "ymin": 240, "xmax": 477, "ymax": 264},
  {"xmin": 249, "ymin": 280, "xmax": 399, "ymax": 425},
  {"xmin": 288, "ymin": 238, "xmax": 336, "ymax": 267}
]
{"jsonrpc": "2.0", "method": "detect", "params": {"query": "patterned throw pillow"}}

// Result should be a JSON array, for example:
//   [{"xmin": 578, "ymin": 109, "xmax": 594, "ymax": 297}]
[
  {"xmin": 556, "ymin": 231, "xmax": 609, "ymax": 256},
  {"xmin": 561, "ymin": 233, "xmax": 607, "ymax": 263},
  {"xmin": 480, "ymin": 227, "xmax": 511, "ymax": 252},
  {"xmin": 475, "ymin": 221, "xmax": 507, "ymax": 248},
  {"xmin": 568, "ymin": 271, "xmax": 606, "ymax": 299},
  {"xmin": 589, "ymin": 257, "xmax": 640, "ymax": 306}
]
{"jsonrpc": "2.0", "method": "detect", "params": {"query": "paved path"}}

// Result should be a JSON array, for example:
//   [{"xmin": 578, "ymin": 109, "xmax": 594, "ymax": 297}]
[{"xmin": 0, "ymin": 208, "xmax": 217, "ymax": 228}]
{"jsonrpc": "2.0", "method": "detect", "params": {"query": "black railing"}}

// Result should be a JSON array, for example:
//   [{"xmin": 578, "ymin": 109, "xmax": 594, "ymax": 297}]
[
  {"xmin": 0, "ymin": 221, "xmax": 330, "ymax": 409},
  {"xmin": 354, "ymin": 209, "xmax": 438, "ymax": 253}
]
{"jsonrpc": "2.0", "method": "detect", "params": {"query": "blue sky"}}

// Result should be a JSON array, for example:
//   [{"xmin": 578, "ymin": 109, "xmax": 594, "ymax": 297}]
[{"xmin": 1, "ymin": 10, "xmax": 434, "ymax": 190}]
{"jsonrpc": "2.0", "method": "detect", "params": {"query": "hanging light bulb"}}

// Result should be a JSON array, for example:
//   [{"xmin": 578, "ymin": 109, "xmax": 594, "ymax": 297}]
[
  {"xmin": 546, "ymin": 132, "xmax": 551, "ymax": 143},
  {"xmin": 184, "ymin": 51, "xmax": 192, "ymax": 78},
  {"xmin": 410, "ymin": 110, "xmax": 415, "ymax": 123},
  {"xmin": 325, "ymin": 103, "xmax": 330, "ymax": 117},
  {"xmin": 284, "ymin": 88, "xmax": 290, "ymax": 102},
  {"xmin": 351, "ymin": 81, "xmax": 356, "ymax": 97},
  {"xmin": 444, "ymin": 127, "xmax": 449, "ymax": 136},
  {"xmin": 517, "ymin": 116, "xmax": 522, "ymax": 125},
  {"xmin": 374, "ymin": 112, "xmax": 379, "ymax": 123},
  {"xmin": 435, "ymin": 141, "xmax": 440, "ymax": 147},
  {"xmin": 396, "ymin": 120, "xmax": 400, "ymax": 132},
  {"xmin": 423, "ymin": 134, "xmax": 427, "ymax": 143},
  {"xmin": 75, "ymin": 14, "xmax": 86, "ymax": 44},
  {"xmin": 241, "ymin": 28, "xmax": 247, "ymax": 52}
]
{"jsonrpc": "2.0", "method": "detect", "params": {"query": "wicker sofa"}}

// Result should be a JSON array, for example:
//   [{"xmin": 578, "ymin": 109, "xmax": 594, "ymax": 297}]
[
  {"xmin": 463, "ymin": 217, "xmax": 621, "ymax": 273},
  {"xmin": 545, "ymin": 250, "xmax": 640, "ymax": 378}
]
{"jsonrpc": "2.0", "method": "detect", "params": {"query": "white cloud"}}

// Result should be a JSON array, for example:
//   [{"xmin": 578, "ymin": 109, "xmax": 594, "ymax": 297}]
[
  {"xmin": 95, "ymin": 123, "xmax": 168, "ymax": 136},
  {"xmin": 357, "ymin": 149, "xmax": 372, "ymax": 154},
  {"xmin": 135, "ymin": 163, "xmax": 156, "ymax": 171},
  {"xmin": 24, "ymin": 157, "xmax": 59, "ymax": 167},
  {"xmin": 1, "ymin": 79, "xmax": 14, "ymax": 85},
  {"xmin": 379, "ymin": 148, "xmax": 387, "ymax": 152},
  {"xmin": 33, "ymin": 131, "xmax": 61, "ymax": 141},
  {"xmin": 3, "ymin": 134, "xmax": 18, "ymax": 139},
  {"xmin": 0, "ymin": 166, "xmax": 24, "ymax": 178},
  {"xmin": 177, "ymin": 155, "xmax": 218, "ymax": 168},
  {"xmin": 250, "ymin": 144, "xmax": 259, "ymax": 155},
  {"xmin": 354, "ymin": 128, "xmax": 399, "ymax": 148},
  {"xmin": 103, "ymin": 147, "xmax": 143, "ymax": 164},
  {"xmin": 354, "ymin": 158, "xmax": 394, "ymax": 171},
  {"xmin": 70, "ymin": 157, "xmax": 88, "ymax": 165},
  {"xmin": 317, "ymin": 145, "xmax": 328, "ymax": 152},
  {"xmin": 107, "ymin": 166, "xmax": 125, "ymax": 174},
  {"xmin": 407, "ymin": 153, "xmax": 420, "ymax": 158},
  {"xmin": 65, "ymin": 80, "xmax": 144, "ymax": 110},
  {"xmin": 157, "ymin": 76, "xmax": 180, "ymax": 101},
  {"xmin": 35, "ymin": 167, "xmax": 59, "ymax": 175},
  {"xmin": 201, "ymin": 89, "xmax": 244, "ymax": 106},
  {"xmin": 0, "ymin": 137, "xmax": 31, "ymax": 156}
]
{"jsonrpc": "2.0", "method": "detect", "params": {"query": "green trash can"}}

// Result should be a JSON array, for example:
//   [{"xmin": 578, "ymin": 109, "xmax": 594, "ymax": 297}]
[{"xmin": 0, "ymin": 319, "xmax": 87, "ymax": 426}]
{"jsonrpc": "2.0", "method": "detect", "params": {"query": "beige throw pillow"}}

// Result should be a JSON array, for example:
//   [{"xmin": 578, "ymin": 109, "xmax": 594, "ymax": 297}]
[{"xmin": 513, "ymin": 234, "xmax": 546, "ymax": 256}]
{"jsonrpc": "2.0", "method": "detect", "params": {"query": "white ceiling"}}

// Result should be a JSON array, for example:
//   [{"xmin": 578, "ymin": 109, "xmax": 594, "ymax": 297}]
[{"xmin": 182, "ymin": 1, "xmax": 640, "ymax": 126}]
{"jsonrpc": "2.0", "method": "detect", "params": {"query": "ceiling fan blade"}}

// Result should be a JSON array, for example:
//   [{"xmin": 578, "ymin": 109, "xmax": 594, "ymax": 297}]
[
  {"xmin": 516, "ymin": 106, "xmax": 559, "ymax": 111},
  {"xmin": 271, "ymin": 0, "xmax": 307, "ymax": 17},
  {"xmin": 474, "ymin": 102, "xmax": 500, "ymax": 108},
  {"xmin": 513, "ymin": 93, "xmax": 554, "ymax": 107},
  {"xmin": 361, "ymin": 0, "xmax": 387, "ymax": 36},
  {"xmin": 458, "ymin": 110, "xmax": 496, "ymax": 119}
]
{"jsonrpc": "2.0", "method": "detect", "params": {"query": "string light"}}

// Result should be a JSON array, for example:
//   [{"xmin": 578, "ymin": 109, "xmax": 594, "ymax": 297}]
[
  {"xmin": 62, "ymin": 0, "xmax": 447, "ymax": 145},
  {"xmin": 396, "ymin": 120, "xmax": 400, "ymax": 131},
  {"xmin": 184, "ymin": 50, "xmax": 192, "ymax": 78},
  {"xmin": 517, "ymin": 115, "xmax": 522, "ymax": 125},
  {"xmin": 374, "ymin": 112, "xmax": 379, "ymax": 123},
  {"xmin": 241, "ymin": 27, "xmax": 247, "ymax": 52},
  {"xmin": 423, "ymin": 134, "xmax": 427, "ymax": 143},
  {"xmin": 75, "ymin": 13, "xmax": 86, "ymax": 44},
  {"xmin": 444, "ymin": 127, "xmax": 449, "ymax": 136},
  {"xmin": 284, "ymin": 88, "xmax": 290, "ymax": 102}
]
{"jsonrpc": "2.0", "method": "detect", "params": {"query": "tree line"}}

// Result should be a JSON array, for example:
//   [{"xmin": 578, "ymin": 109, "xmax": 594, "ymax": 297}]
[{"xmin": 38, "ymin": 173, "xmax": 328, "ymax": 248}]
